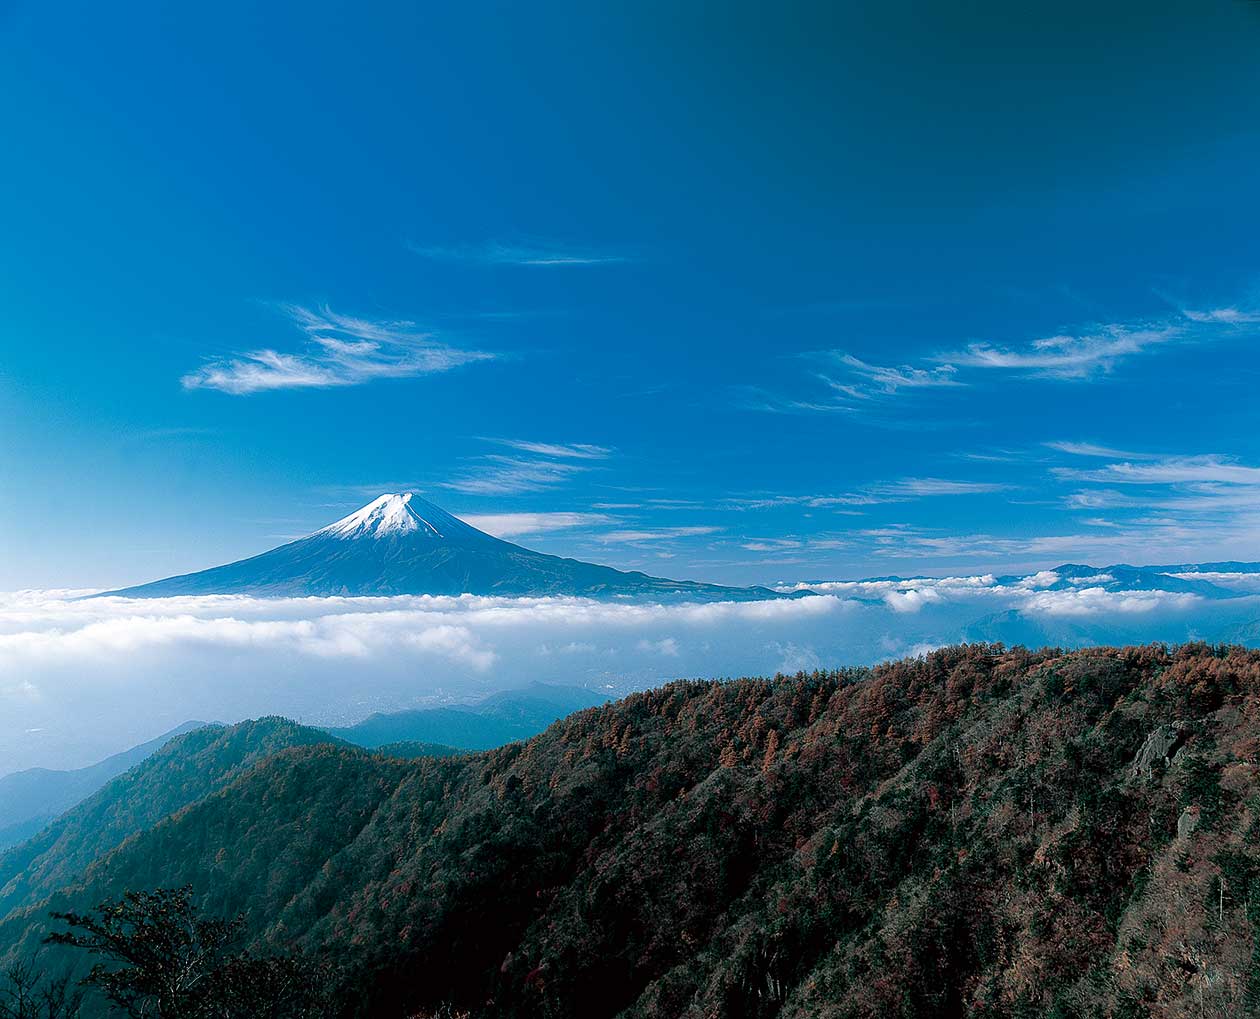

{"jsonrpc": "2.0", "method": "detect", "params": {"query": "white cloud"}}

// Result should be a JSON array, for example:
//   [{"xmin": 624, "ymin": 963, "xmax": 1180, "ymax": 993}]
[
  {"xmin": 778, "ymin": 569, "xmax": 1225, "ymax": 631},
  {"xmin": 459, "ymin": 512, "xmax": 613, "ymax": 538},
  {"xmin": 775, "ymin": 574, "xmax": 999, "ymax": 596},
  {"xmin": 1164, "ymin": 571, "xmax": 1260, "ymax": 592},
  {"xmin": 182, "ymin": 305, "xmax": 492, "ymax": 395},
  {"xmin": 0, "ymin": 590, "xmax": 849, "ymax": 773},
  {"xmin": 4, "ymin": 570, "xmax": 1258, "ymax": 776},
  {"xmin": 1020, "ymin": 587, "xmax": 1200, "ymax": 617},
  {"xmin": 773, "ymin": 571, "xmax": 1210, "ymax": 621},
  {"xmin": 636, "ymin": 637, "xmax": 680, "ymax": 656},
  {"xmin": 883, "ymin": 588, "xmax": 943, "ymax": 613}
]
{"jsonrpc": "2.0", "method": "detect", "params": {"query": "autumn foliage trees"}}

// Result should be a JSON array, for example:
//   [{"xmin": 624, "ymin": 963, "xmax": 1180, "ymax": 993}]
[{"xmin": 4, "ymin": 643, "xmax": 1260, "ymax": 1017}]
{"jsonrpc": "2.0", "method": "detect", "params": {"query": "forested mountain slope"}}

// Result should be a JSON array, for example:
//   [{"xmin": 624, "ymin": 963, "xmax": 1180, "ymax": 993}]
[
  {"xmin": 4, "ymin": 644, "xmax": 1260, "ymax": 1019},
  {"xmin": 0, "ymin": 718, "xmax": 337, "ymax": 920}
]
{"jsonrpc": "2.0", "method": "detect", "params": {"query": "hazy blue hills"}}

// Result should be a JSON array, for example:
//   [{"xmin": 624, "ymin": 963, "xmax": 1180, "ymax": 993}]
[
  {"xmin": 328, "ymin": 681, "xmax": 609, "ymax": 749},
  {"xmin": 104, "ymin": 493, "xmax": 781, "ymax": 601},
  {"xmin": 0, "ymin": 721, "xmax": 206, "ymax": 850}
]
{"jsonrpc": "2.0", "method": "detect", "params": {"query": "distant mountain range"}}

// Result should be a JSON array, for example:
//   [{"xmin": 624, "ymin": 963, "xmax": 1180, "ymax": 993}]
[
  {"xmin": 105, "ymin": 493, "xmax": 780, "ymax": 600},
  {"xmin": 776, "ymin": 560, "xmax": 1260, "ymax": 651},
  {"xmin": 327, "ymin": 681, "xmax": 609, "ymax": 749},
  {"xmin": 995, "ymin": 561, "xmax": 1260, "ymax": 598},
  {"xmin": 783, "ymin": 560, "xmax": 1260, "ymax": 600}
]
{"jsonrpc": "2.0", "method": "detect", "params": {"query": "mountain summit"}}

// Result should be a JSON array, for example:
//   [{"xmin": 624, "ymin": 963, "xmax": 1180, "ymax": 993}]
[
  {"xmin": 105, "ymin": 493, "xmax": 779, "ymax": 601},
  {"xmin": 317, "ymin": 493, "xmax": 491, "ymax": 543}
]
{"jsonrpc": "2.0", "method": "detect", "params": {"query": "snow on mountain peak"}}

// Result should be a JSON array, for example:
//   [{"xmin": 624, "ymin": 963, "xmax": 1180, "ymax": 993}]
[{"xmin": 319, "ymin": 493, "xmax": 446, "ymax": 540}]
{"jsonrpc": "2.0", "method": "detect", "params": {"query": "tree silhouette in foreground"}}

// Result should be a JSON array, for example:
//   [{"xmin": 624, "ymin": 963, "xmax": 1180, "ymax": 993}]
[
  {"xmin": 45, "ymin": 888, "xmax": 328, "ymax": 1018},
  {"xmin": 0, "ymin": 961, "xmax": 83, "ymax": 1019}
]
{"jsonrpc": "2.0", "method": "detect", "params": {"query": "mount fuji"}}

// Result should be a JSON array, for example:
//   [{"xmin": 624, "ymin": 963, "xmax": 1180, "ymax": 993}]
[{"xmin": 105, "ymin": 493, "xmax": 782, "ymax": 601}]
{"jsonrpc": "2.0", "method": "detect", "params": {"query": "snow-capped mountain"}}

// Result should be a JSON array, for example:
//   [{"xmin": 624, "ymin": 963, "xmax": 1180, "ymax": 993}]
[{"xmin": 106, "ymin": 493, "xmax": 780, "ymax": 601}]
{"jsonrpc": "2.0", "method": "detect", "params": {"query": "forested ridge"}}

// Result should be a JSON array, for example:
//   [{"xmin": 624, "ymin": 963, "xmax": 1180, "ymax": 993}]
[{"xmin": 4, "ymin": 643, "xmax": 1260, "ymax": 1018}]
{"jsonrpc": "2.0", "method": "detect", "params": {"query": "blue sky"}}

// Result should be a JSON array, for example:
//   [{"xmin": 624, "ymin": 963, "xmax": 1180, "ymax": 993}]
[{"xmin": 3, "ymin": 0, "xmax": 1260, "ymax": 588}]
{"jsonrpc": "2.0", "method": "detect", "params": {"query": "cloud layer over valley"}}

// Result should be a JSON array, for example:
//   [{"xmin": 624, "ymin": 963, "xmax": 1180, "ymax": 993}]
[{"xmin": 4, "ymin": 566, "xmax": 1259, "ymax": 774}]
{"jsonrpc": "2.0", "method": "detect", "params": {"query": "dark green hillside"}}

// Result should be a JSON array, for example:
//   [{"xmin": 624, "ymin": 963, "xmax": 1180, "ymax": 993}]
[
  {"xmin": 5, "ymin": 644, "xmax": 1260, "ymax": 1018},
  {"xmin": 370, "ymin": 740, "xmax": 466, "ymax": 760}
]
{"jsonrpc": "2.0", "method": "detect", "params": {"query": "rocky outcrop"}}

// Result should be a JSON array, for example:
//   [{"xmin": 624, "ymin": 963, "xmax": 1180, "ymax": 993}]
[{"xmin": 1129, "ymin": 722, "xmax": 1188, "ymax": 779}]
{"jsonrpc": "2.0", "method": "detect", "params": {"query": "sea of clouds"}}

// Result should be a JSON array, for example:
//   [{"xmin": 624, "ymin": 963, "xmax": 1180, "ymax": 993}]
[{"xmin": 2, "ymin": 575, "xmax": 1257, "ymax": 774}]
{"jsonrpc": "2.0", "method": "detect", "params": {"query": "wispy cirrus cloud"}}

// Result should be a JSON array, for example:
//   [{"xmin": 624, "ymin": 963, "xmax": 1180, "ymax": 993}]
[
  {"xmin": 486, "ymin": 439, "xmax": 612, "ymax": 460},
  {"xmin": 182, "ymin": 304, "xmax": 493, "ymax": 395},
  {"xmin": 853, "ymin": 522, "xmax": 1217, "ymax": 564},
  {"xmin": 442, "ymin": 457, "xmax": 590, "ymax": 495},
  {"xmin": 459, "ymin": 512, "xmax": 614, "ymax": 538},
  {"xmin": 814, "ymin": 353, "xmax": 962, "ymax": 403},
  {"xmin": 740, "ymin": 538, "xmax": 806, "ymax": 552},
  {"xmin": 442, "ymin": 438, "xmax": 610, "ymax": 495},
  {"xmin": 865, "ymin": 477, "xmax": 1010, "ymax": 499},
  {"xmin": 1182, "ymin": 307, "xmax": 1260, "ymax": 324},
  {"xmin": 944, "ymin": 323, "xmax": 1183, "ymax": 379},
  {"xmin": 740, "ymin": 353, "xmax": 961, "ymax": 415},
  {"xmin": 1063, "ymin": 489, "xmax": 1144, "ymax": 510},
  {"xmin": 1054, "ymin": 455, "xmax": 1260, "ymax": 487},
  {"xmin": 749, "ymin": 297, "xmax": 1260, "ymax": 415},
  {"xmin": 729, "ymin": 477, "xmax": 1010, "ymax": 510},
  {"xmin": 954, "ymin": 302, "xmax": 1260, "ymax": 380},
  {"xmin": 594, "ymin": 526, "xmax": 722, "ymax": 544},
  {"xmin": 1048, "ymin": 443, "xmax": 1260, "ymax": 553},
  {"xmin": 1044, "ymin": 441, "xmax": 1160, "ymax": 460},
  {"xmin": 407, "ymin": 239, "xmax": 625, "ymax": 267}
]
